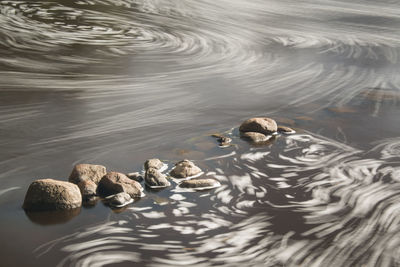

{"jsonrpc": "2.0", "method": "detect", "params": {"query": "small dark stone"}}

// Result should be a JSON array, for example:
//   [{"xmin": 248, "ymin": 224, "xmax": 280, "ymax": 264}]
[
  {"xmin": 126, "ymin": 172, "xmax": 144, "ymax": 182},
  {"xmin": 277, "ymin": 125, "xmax": 296, "ymax": 134},
  {"xmin": 145, "ymin": 168, "xmax": 170, "ymax": 188},
  {"xmin": 218, "ymin": 136, "xmax": 232, "ymax": 144},
  {"xmin": 144, "ymin": 158, "xmax": 164, "ymax": 170},
  {"xmin": 106, "ymin": 192, "xmax": 133, "ymax": 208}
]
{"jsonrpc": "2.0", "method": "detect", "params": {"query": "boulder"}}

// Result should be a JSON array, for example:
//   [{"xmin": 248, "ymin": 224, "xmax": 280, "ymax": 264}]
[
  {"xmin": 277, "ymin": 125, "xmax": 296, "ymax": 134},
  {"xmin": 179, "ymin": 178, "xmax": 221, "ymax": 189},
  {"xmin": 97, "ymin": 172, "xmax": 143, "ymax": 198},
  {"xmin": 144, "ymin": 158, "xmax": 164, "ymax": 170},
  {"xmin": 23, "ymin": 179, "xmax": 82, "ymax": 211},
  {"xmin": 145, "ymin": 168, "xmax": 171, "ymax": 188},
  {"xmin": 239, "ymin": 117, "xmax": 277, "ymax": 135},
  {"xmin": 170, "ymin": 159, "xmax": 202, "ymax": 178},
  {"xmin": 77, "ymin": 180, "xmax": 97, "ymax": 201},
  {"xmin": 241, "ymin": 132, "xmax": 270, "ymax": 142},
  {"xmin": 69, "ymin": 164, "xmax": 106, "ymax": 185},
  {"xmin": 126, "ymin": 172, "xmax": 143, "ymax": 182},
  {"xmin": 105, "ymin": 192, "xmax": 133, "ymax": 208}
]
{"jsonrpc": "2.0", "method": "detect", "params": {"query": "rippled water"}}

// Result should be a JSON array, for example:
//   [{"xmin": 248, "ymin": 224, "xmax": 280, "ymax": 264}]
[{"xmin": 1, "ymin": 0, "xmax": 400, "ymax": 266}]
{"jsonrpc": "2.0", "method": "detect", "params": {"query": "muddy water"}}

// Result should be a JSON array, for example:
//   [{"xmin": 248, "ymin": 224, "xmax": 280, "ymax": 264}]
[{"xmin": 1, "ymin": 0, "xmax": 400, "ymax": 266}]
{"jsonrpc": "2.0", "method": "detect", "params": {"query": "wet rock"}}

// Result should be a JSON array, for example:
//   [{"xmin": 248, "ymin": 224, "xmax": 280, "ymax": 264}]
[
  {"xmin": 23, "ymin": 179, "xmax": 82, "ymax": 211},
  {"xmin": 126, "ymin": 172, "xmax": 143, "ymax": 182},
  {"xmin": 239, "ymin": 117, "xmax": 277, "ymax": 135},
  {"xmin": 217, "ymin": 136, "xmax": 232, "ymax": 144},
  {"xmin": 69, "ymin": 164, "xmax": 106, "ymax": 185},
  {"xmin": 170, "ymin": 159, "xmax": 202, "ymax": 178},
  {"xmin": 241, "ymin": 132, "xmax": 270, "ymax": 142},
  {"xmin": 97, "ymin": 172, "xmax": 143, "ymax": 198},
  {"xmin": 105, "ymin": 192, "xmax": 133, "ymax": 208},
  {"xmin": 145, "ymin": 168, "xmax": 171, "ymax": 188},
  {"xmin": 277, "ymin": 125, "xmax": 296, "ymax": 134},
  {"xmin": 144, "ymin": 158, "xmax": 164, "ymax": 170},
  {"xmin": 77, "ymin": 180, "xmax": 97, "ymax": 201},
  {"xmin": 179, "ymin": 178, "xmax": 221, "ymax": 190}
]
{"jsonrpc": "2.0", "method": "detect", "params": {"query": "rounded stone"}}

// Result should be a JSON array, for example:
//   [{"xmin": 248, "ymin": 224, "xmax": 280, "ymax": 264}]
[
  {"xmin": 179, "ymin": 178, "xmax": 221, "ymax": 189},
  {"xmin": 239, "ymin": 117, "xmax": 277, "ymax": 135},
  {"xmin": 144, "ymin": 158, "xmax": 164, "ymax": 170},
  {"xmin": 145, "ymin": 168, "xmax": 170, "ymax": 188},
  {"xmin": 106, "ymin": 192, "xmax": 133, "ymax": 208},
  {"xmin": 77, "ymin": 180, "xmax": 97, "ymax": 200},
  {"xmin": 241, "ymin": 132, "xmax": 269, "ymax": 142},
  {"xmin": 170, "ymin": 159, "xmax": 202, "ymax": 178},
  {"xmin": 23, "ymin": 179, "xmax": 82, "ymax": 211},
  {"xmin": 69, "ymin": 164, "xmax": 106, "ymax": 185},
  {"xmin": 97, "ymin": 172, "xmax": 143, "ymax": 198}
]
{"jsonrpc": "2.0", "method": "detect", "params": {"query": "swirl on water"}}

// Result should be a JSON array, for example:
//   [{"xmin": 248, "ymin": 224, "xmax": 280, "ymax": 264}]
[{"xmin": 34, "ymin": 133, "xmax": 400, "ymax": 266}]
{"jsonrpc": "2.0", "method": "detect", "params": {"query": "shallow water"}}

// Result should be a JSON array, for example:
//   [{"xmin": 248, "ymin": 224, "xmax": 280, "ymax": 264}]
[{"xmin": 1, "ymin": 0, "xmax": 400, "ymax": 266}]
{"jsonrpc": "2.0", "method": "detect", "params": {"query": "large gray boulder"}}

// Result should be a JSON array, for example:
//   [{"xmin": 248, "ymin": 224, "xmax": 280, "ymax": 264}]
[
  {"xmin": 23, "ymin": 179, "xmax": 82, "ymax": 211},
  {"xmin": 170, "ymin": 159, "xmax": 202, "ymax": 178},
  {"xmin": 239, "ymin": 117, "xmax": 277, "ymax": 135},
  {"xmin": 97, "ymin": 172, "xmax": 143, "ymax": 198},
  {"xmin": 145, "ymin": 168, "xmax": 171, "ymax": 188},
  {"xmin": 144, "ymin": 158, "xmax": 164, "ymax": 171},
  {"xmin": 69, "ymin": 164, "xmax": 106, "ymax": 185}
]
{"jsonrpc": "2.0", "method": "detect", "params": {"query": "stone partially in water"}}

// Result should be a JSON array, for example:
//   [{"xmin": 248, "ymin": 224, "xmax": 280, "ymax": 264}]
[
  {"xmin": 239, "ymin": 117, "xmax": 277, "ymax": 135},
  {"xmin": 144, "ymin": 158, "xmax": 164, "ymax": 170},
  {"xmin": 179, "ymin": 178, "xmax": 221, "ymax": 190},
  {"xmin": 69, "ymin": 164, "xmax": 106, "ymax": 185},
  {"xmin": 97, "ymin": 172, "xmax": 143, "ymax": 198},
  {"xmin": 241, "ymin": 132, "xmax": 270, "ymax": 142},
  {"xmin": 277, "ymin": 125, "xmax": 296, "ymax": 134},
  {"xmin": 126, "ymin": 172, "xmax": 144, "ymax": 182},
  {"xmin": 105, "ymin": 192, "xmax": 133, "ymax": 208},
  {"xmin": 145, "ymin": 168, "xmax": 171, "ymax": 188},
  {"xmin": 77, "ymin": 180, "xmax": 97, "ymax": 201},
  {"xmin": 23, "ymin": 179, "xmax": 82, "ymax": 211},
  {"xmin": 170, "ymin": 159, "xmax": 202, "ymax": 178}
]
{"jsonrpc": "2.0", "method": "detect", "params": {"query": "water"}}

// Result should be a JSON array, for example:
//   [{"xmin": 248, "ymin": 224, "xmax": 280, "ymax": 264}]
[{"xmin": 1, "ymin": 0, "xmax": 400, "ymax": 266}]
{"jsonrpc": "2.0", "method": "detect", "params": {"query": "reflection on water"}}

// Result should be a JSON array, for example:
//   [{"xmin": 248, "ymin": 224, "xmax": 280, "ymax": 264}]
[{"xmin": 1, "ymin": 0, "xmax": 400, "ymax": 266}]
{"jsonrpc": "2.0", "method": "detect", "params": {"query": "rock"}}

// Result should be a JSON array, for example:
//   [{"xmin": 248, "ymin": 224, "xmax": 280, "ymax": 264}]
[
  {"xmin": 23, "ymin": 179, "xmax": 82, "ymax": 211},
  {"xmin": 218, "ymin": 136, "xmax": 232, "ymax": 144},
  {"xmin": 105, "ymin": 192, "xmax": 133, "ymax": 208},
  {"xmin": 77, "ymin": 180, "xmax": 97, "ymax": 201},
  {"xmin": 145, "ymin": 168, "xmax": 171, "ymax": 188},
  {"xmin": 126, "ymin": 172, "xmax": 143, "ymax": 182},
  {"xmin": 241, "ymin": 132, "xmax": 270, "ymax": 142},
  {"xmin": 170, "ymin": 159, "xmax": 202, "ymax": 178},
  {"xmin": 69, "ymin": 164, "xmax": 106, "ymax": 185},
  {"xmin": 239, "ymin": 117, "xmax": 277, "ymax": 135},
  {"xmin": 144, "ymin": 158, "xmax": 164, "ymax": 170},
  {"xmin": 179, "ymin": 178, "xmax": 221, "ymax": 190},
  {"xmin": 97, "ymin": 172, "xmax": 143, "ymax": 198},
  {"xmin": 277, "ymin": 125, "xmax": 296, "ymax": 134}
]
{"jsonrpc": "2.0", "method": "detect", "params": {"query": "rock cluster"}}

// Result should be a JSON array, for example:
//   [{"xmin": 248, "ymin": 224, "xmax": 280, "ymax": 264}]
[{"xmin": 239, "ymin": 117, "xmax": 295, "ymax": 143}]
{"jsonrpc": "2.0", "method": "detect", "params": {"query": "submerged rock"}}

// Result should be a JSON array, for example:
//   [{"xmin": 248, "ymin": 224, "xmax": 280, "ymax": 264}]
[
  {"xmin": 277, "ymin": 125, "xmax": 296, "ymax": 134},
  {"xmin": 97, "ymin": 172, "xmax": 143, "ymax": 198},
  {"xmin": 170, "ymin": 159, "xmax": 202, "ymax": 178},
  {"xmin": 105, "ymin": 192, "xmax": 133, "ymax": 208},
  {"xmin": 241, "ymin": 131, "xmax": 270, "ymax": 142},
  {"xmin": 144, "ymin": 158, "xmax": 164, "ymax": 171},
  {"xmin": 77, "ymin": 180, "xmax": 97, "ymax": 201},
  {"xmin": 23, "ymin": 179, "xmax": 82, "ymax": 211},
  {"xmin": 145, "ymin": 168, "xmax": 171, "ymax": 188},
  {"xmin": 69, "ymin": 164, "xmax": 106, "ymax": 185},
  {"xmin": 126, "ymin": 172, "xmax": 144, "ymax": 182},
  {"xmin": 239, "ymin": 117, "xmax": 277, "ymax": 135},
  {"xmin": 179, "ymin": 178, "xmax": 221, "ymax": 190}
]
